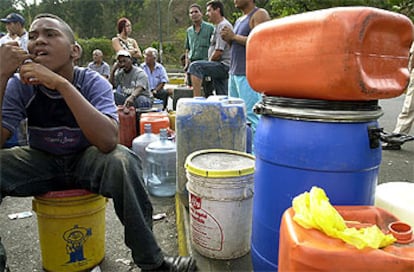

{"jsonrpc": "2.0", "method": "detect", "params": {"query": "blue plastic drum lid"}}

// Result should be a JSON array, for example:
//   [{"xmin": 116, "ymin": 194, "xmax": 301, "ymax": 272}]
[{"xmin": 251, "ymin": 96, "xmax": 383, "ymax": 272}]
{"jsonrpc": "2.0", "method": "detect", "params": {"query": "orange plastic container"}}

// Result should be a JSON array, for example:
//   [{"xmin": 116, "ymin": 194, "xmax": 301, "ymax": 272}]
[
  {"xmin": 278, "ymin": 206, "xmax": 414, "ymax": 272},
  {"xmin": 139, "ymin": 111, "xmax": 170, "ymax": 135},
  {"xmin": 117, "ymin": 105, "xmax": 137, "ymax": 148},
  {"xmin": 247, "ymin": 7, "xmax": 414, "ymax": 101}
]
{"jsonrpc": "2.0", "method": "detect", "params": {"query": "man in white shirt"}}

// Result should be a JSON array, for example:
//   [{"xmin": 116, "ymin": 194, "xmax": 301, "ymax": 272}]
[
  {"xmin": 187, "ymin": 1, "xmax": 232, "ymax": 97},
  {"xmin": 0, "ymin": 13, "xmax": 28, "ymax": 51}
]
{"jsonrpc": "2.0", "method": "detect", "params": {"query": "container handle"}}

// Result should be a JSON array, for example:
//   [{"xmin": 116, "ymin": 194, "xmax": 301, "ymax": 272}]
[
  {"xmin": 357, "ymin": 56, "xmax": 410, "ymax": 96},
  {"xmin": 367, "ymin": 126, "xmax": 382, "ymax": 149}
]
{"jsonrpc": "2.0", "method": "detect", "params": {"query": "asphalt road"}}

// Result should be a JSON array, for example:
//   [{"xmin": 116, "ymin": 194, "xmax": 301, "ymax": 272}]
[
  {"xmin": 378, "ymin": 95, "xmax": 414, "ymax": 184},
  {"xmin": 0, "ymin": 94, "xmax": 413, "ymax": 272}
]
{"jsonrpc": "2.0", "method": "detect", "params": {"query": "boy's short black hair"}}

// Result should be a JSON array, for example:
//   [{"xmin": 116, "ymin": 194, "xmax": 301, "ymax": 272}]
[{"xmin": 32, "ymin": 13, "xmax": 76, "ymax": 44}]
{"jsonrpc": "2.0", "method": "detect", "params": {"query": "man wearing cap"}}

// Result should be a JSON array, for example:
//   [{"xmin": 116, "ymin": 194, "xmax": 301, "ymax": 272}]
[
  {"xmin": 0, "ymin": 13, "xmax": 28, "ymax": 51},
  {"xmin": 110, "ymin": 50, "xmax": 152, "ymax": 109}
]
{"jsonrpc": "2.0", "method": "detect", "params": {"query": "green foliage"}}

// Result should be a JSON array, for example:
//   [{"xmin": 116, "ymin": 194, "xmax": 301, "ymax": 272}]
[
  {"xmin": 389, "ymin": 0, "xmax": 414, "ymax": 21},
  {"xmin": 77, "ymin": 37, "xmax": 114, "ymax": 67}
]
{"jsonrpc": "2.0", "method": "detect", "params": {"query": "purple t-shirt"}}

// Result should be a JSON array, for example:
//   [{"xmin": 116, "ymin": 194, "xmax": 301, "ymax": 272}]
[{"xmin": 2, "ymin": 67, "xmax": 118, "ymax": 155}]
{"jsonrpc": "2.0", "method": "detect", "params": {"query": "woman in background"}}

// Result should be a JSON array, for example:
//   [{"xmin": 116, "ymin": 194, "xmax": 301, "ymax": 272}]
[{"xmin": 112, "ymin": 17, "xmax": 142, "ymax": 65}]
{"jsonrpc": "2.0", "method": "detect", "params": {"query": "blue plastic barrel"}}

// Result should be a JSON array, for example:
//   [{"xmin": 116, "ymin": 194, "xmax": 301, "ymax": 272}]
[{"xmin": 251, "ymin": 97, "xmax": 383, "ymax": 271}]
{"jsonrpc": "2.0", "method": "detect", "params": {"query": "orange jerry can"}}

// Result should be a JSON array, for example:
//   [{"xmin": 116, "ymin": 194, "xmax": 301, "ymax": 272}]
[
  {"xmin": 117, "ymin": 105, "xmax": 137, "ymax": 147},
  {"xmin": 278, "ymin": 206, "xmax": 414, "ymax": 272},
  {"xmin": 139, "ymin": 112, "xmax": 170, "ymax": 135},
  {"xmin": 247, "ymin": 7, "xmax": 414, "ymax": 101}
]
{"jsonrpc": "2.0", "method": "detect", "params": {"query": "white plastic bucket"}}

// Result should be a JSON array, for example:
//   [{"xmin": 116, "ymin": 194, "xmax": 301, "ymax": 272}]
[
  {"xmin": 185, "ymin": 149, "xmax": 255, "ymax": 259},
  {"xmin": 375, "ymin": 181, "xmax": 414, "ymax": 227}
]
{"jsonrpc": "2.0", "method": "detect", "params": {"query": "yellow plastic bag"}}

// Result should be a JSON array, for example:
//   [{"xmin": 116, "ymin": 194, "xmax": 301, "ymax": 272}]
[{"xmin": 292, "ymin": 186, "xmax": 396, "ymax": 249}]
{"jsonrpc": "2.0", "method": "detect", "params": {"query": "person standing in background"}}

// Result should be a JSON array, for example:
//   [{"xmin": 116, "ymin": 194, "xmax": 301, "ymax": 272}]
[
  {"xmin": 184, "ymin": 3, "xmax": 214, "ymax": 85},
  {"xmin": 88, "ymin": 49, "xmax": 110, "ymax": 79},
  {"xmin": 383, "ymin": 42, "xmax": 414, "ymax": 150},
  {"xmin": 112, "ymin": 17, "xmax": 142, "ymax": 65},
  {"xmin": 187, "ymin": 0, "xmax": 232, "ymax": 97},
  {"xmin": 220, "ymin": 0, "xmax": 270, "ymax": 133},
  {"xmin": 0, "ymin": 13, "xmax": 28, "ymax": 51},
  {"xmin": 141, "ymin": 47, "xmax": 170, "ymax": 110}
]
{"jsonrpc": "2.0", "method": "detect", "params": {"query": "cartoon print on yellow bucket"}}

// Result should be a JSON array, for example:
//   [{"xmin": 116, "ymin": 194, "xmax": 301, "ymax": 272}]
[
  {"xmin": 63, "ymin": 225, "xmax": 92, "ymax": 264},
  {"xmin": 32, "ymin": 189, "xmax": 106, "ymax": 272}
]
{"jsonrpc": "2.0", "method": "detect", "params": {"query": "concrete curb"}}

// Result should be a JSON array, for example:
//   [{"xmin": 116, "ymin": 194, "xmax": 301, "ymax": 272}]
[{"xmin": 175, "ymin": 194, "xmax": 192, "ymax": 257}]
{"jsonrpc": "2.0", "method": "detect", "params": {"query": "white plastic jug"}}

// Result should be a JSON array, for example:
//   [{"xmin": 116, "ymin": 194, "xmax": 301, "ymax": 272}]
[{"xmin": 375, "ymin": 181, "xmax": 414, "ymax": 227}]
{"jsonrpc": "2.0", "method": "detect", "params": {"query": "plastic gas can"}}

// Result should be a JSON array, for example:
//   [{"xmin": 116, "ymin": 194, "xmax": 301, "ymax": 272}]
[
  {"xmin": 117, "ymin": 105, "xmax": 137, "ymax": 148},
  {"xmin": 247, "ymin": 7, "xmax": 414, "ymax": 100}
]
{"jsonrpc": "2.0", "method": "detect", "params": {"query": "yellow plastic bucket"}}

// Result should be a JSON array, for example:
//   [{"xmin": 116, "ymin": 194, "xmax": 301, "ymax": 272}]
[{"xmin": 32, "ymin": 189, "xmax": 106, "ymax": 272}]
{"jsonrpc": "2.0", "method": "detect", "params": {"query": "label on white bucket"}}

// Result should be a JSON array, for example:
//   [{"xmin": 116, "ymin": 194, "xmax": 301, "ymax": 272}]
[{"xmin": 189, "ymin": 193, "xmax": 223, "ymax": 251}]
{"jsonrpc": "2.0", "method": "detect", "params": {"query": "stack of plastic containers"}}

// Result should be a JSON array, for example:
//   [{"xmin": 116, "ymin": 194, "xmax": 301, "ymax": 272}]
[
  {"xmin": 175, "ymin": 96, "xmax": 247, "ymax": 207},
  {"xmin": 246, "ymin": 7, "xmax": 414, "ymax": 271}
]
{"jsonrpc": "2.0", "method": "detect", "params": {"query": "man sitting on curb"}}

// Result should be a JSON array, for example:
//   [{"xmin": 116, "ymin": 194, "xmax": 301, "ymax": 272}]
[
  {"xmin": 141, "ymin": 47, "xmax": 170, "ymax": 110},
  {"xmin": 110, "ymin": 50, "xmax": 152, "ymax": 109},
  {"xmin": 87, "ymin": 49, "xmax": 111, "ymax": 79}
]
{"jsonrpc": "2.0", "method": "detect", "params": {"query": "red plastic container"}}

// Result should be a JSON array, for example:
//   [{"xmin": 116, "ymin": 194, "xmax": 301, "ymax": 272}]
[
  {"xmin": 117, "ymin": 105, "xmax": 137, "ymax": 147},
  {"xmin": 247, "ymin": 7, "xmax": 414, "ymax": 100},
  {"xmin": 139, "ymin": 112, "xmax": 170, "ymax": 135},
  {"xmin": 278, "ymin": 206, "xmax": 414, "ymax": 272}
]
